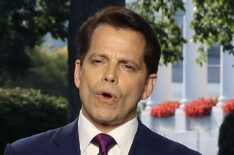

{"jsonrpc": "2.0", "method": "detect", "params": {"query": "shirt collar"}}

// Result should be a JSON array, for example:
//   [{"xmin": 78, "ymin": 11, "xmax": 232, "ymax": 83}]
[
  {"xmin": 108, "ymin": 116, "xmax": 138, "ymax": 154},
  {"xmin": 78, "ymin": 109, "xmax": 138, "ymax": 154},
  {"xmin": 78, "ymin": 110, "xmax": 101, "ymax": 154}
]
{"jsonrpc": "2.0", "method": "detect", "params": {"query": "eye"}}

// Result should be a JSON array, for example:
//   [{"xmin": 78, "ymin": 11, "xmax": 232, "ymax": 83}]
[
  {"xmin": 124, "ymin": 64, "xmax": 135, "ymax": 71},
  {"xmin": 92, "ymin": 59, "xmax": 102, "ymax": 64}
]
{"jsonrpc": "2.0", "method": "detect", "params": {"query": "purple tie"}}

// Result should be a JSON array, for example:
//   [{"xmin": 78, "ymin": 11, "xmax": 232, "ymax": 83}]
[{"xmin": 91, "ymin": 133, "xmax": 117, "ymax": 155}]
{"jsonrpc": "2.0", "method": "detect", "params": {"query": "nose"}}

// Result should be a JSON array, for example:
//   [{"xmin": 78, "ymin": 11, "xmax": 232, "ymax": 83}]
[{"xmin": 103, "ymin": 64, "xmax": 118, "ymax": 84}]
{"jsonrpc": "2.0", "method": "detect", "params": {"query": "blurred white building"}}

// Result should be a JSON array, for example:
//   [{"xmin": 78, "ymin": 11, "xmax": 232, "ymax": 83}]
[{"xmin": 133, "ymin": 1, "xmax": 234, "ymax": 155}]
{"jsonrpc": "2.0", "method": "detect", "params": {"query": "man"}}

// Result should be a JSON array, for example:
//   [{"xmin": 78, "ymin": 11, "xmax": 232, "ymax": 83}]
[{"xmin": 4, "ymin": 6, "xmax": 201, "ymax": 155}]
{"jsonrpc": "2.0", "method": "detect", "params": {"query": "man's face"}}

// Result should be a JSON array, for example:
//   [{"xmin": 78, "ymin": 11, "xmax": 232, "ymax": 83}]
[{"xmin": 75, "ymin": 24, "xmax": 156, "ymax": 131}]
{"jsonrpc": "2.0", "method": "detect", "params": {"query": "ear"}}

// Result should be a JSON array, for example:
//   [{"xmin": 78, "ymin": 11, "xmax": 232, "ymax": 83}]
[
  {"xmin": 74, "ymin": 59, "xmax": 82, "ymax": 88},
  {"xmin": 141, "ymin": 74, "xmax": 157, "ymax": 100}
]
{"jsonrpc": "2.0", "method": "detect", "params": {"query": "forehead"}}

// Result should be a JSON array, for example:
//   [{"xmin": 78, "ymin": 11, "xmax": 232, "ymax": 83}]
[{"xmin": 86, "ymin": 24, "xmax": 146, "ymax": 61}]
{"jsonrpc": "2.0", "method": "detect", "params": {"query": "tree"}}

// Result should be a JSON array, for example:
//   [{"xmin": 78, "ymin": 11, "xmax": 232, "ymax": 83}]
[
  {"xmin": 129, "ymin": 0, "xmax": 186, "ymax": 65},
  {"xmin": 19, "ymin": 46, "xmax": 68, "ymax": 98},
  {"xmin": 0, "ymin": 0, "xmax": 69, "ymax": 79},
  {"xmin": 191, "ymin": 0, "xmax": 234, "ymax": 64},
  {"xmin": 67, "ymin": 0, "xmax": 125, "ymax": 122}
]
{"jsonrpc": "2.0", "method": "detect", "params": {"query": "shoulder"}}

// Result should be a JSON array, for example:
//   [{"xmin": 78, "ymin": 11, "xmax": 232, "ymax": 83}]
[
  {"xmin": 136, "ymin": 122, "xmax": 201, "ymax": 155},
  {"xmin": 4, "ymin": 120, "xmax": 78, "ymax": 155},
  {"xmin": 4, "ymin": 127, "xmax": 61, "ymax": 155}
]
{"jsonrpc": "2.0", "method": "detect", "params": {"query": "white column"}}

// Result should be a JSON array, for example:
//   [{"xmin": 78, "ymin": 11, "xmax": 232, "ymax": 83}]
[
  {"xmin": 211, "ymin": 45, "xmax": 234, "ymax": 130},
  {"xmin": 211, "ymin": 44, "xmax": 234, "ymax": 129},
  {"xmin": 211, "ymin": 43, "xmax": 234, "ymax": 130},
  {"xmin": 181, "ymin": 0, "xmax": 207, "ymax": 104},
  {"xmin": 218, "ymin": 45, "xmax": 234, "ymax": 105},
  {"xmin": 149, "ymin": 64, "xmax": 172, "ymax": 107}
]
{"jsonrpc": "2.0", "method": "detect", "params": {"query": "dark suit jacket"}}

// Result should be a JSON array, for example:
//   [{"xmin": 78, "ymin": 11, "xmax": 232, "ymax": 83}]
[{"xmin": 4, "ymin": 118, "xmax": 201, "ymax": 155}]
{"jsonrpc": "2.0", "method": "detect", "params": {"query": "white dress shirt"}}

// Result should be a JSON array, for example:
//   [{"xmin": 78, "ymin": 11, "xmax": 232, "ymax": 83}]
[{"xmin": 78, "ymin": 110, "xmax": 138, "ymax": 155}]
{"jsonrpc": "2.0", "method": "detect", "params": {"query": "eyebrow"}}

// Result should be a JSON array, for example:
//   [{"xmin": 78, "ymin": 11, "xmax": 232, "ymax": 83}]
[
  {"xmin": 87, "ymin": 53, "xmax": 108, "ymax": 60},
  {"xmin": 87, "ymin": 53, "xmax": 141, "ymax": 69}
]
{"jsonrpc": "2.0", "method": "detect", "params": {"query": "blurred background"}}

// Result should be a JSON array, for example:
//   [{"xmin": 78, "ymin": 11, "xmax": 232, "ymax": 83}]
[{"xmin": 0, "ymin": 0, "xmax": 233, "ymax": 155}]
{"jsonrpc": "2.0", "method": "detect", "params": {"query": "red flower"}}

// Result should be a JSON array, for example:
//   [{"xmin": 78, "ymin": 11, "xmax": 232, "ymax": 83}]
[
  {"xmin": 222, "ymin": 99, "xmax": 234, "ymax": 115},
  {"xmin": 183, "ymin": 98, "xmax": 217, "ymax": 118},
  {"xmin": 150, "ymin": 101, "xmax": 181, "ymax": 117}
]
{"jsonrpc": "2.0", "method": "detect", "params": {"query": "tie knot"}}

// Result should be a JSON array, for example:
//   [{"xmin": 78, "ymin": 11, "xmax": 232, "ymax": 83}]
[{"xmin": 91, "ymin": 133, "xmax": 116, "ymax": 155}]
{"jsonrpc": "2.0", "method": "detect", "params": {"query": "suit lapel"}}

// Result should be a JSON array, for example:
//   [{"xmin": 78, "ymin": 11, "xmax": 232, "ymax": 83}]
[
  {"xmin": 129, "ymin": 119, "xmax": 161, "ymax": 155},
  {"xmin": 50, "ymin": 117, "xmax": 161, "ymax": 155},
  {"xmin": 52, "ymin": 118, "xmax": 80, "ymax": 155}
]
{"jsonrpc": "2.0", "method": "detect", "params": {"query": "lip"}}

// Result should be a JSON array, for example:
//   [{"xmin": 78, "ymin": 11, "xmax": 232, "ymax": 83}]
[{"xmin": 96, "ymin": 90, "xmax": 118, "ymax": 103}]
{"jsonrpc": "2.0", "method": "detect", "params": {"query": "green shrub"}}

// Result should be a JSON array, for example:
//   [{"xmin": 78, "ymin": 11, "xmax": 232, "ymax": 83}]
[
  {"xmin": 218, "ymin": 111, "xmax": 234, "ymax": 155},
  {"xmin": 21, "ymin": 46, "xmax": 68, "ymax": 98},
  {"xmin": 0, "ymin": 88, "xmax": 68, "ymax": 154},
  {"xmin": 0, "ymin": 46, "xmax": 68, "ymax": 98}
]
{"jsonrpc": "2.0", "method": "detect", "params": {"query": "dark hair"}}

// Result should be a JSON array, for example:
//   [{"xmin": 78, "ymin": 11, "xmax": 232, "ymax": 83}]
[{"xmin": 78, "ymin": 6, "xmax": 161, "ymax": 75}]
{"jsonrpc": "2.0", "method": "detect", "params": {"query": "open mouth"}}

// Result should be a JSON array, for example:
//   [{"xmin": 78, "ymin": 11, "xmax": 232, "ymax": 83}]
[
  {"xmin": 102, "ymin": 92, "xmax": 113, "ymax": 98},
  {"xmin": 97, "ymin": 90, "xmax": 117, "ymax": 103}
]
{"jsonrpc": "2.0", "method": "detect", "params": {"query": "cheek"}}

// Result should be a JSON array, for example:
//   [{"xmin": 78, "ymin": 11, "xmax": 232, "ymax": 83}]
[
  {"xmin": 79, "ymin": 72, "xmax": 95, "ymax": 99},
  {"xmin": 80, "ymin": 68, "xmax": 97, "ymax": 86},
  {"xmin": 121, "ymin": 77, "xmax": 146, "ymax": 101}
]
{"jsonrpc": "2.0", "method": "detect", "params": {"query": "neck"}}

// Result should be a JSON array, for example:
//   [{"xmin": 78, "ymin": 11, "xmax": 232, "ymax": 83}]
[{"xmin": 81, "ymin": 110, "xmax": 136, "ymax": 133}]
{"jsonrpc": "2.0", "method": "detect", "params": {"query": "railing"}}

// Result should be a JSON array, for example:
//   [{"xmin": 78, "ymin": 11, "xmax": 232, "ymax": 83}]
[{"xmin": 141, "ymin": 105, "xmax": 225, "ymax": 155}]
